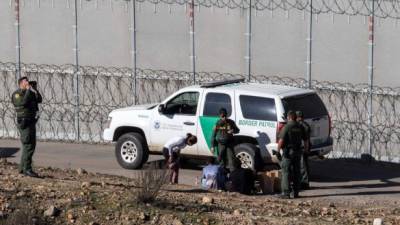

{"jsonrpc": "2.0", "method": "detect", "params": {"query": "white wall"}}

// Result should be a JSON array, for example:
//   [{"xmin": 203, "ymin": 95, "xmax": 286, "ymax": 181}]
[
  {"xmin": 252, "ymin": 10, "xmax": 307, "ymax": 79},
  {"xmin": 1, "ymin": 0, "xmax": 400, "ymax": 87},
  {"xmin": 136, "ymin": 2, "xmax": 190, "ymax": 71},
  {"xmin": 0, "ymin": 1, "xmax": 15, "ymax": 62},
  {"xmin": 374, "ymin": 18, "xmax": 400, "ymax": 87}
]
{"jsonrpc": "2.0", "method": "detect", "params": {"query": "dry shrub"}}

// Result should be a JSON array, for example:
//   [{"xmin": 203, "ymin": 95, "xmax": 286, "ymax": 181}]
[
  {"xmin": 0, "ymin": 204, "xmax": 47, "ymax": 225},
  {"xmin": 133, "ymin": 166, "xmax": 169, "ymax": 204}
]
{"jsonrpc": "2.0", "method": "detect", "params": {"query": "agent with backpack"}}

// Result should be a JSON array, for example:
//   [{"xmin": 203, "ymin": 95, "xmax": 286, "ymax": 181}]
[
  {"xmin": 277, "ymin": 111, "xmax": 309, "ymax": 199},
  {"xmin": 296, "ymin": 111, "xmax": 312, "ymax": 190}
]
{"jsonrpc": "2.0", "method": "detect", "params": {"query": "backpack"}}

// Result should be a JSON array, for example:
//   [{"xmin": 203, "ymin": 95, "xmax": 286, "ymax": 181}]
[
  {"xmin": 228, "ymin": 168, "xmax": 255, "ymax": 195},
  {"xmin": 287, "ymin": 123, "xmax": 304, "ymax": 152}
]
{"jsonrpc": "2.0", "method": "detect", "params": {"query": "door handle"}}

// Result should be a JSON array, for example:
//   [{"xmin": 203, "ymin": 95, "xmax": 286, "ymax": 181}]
[{"xmin": 183, "ymin": 122, "xmax": 195, "ymax": 126}]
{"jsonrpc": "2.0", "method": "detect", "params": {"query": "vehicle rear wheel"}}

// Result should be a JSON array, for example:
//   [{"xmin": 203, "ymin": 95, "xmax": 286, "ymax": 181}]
[
  {"xmin": 115, "ymin": 132, "xmax": 148, "ymax": 169},
  {"xmin": 234, "ymin": 143, "xmax": 262, "ymax": 171}
]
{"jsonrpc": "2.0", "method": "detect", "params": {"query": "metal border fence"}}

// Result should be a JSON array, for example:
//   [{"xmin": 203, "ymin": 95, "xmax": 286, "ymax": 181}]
[
  {"xmin": 1, "ymin": 62, "xmax": 400, "ymax": 162},
  {"xmin": 1, "ymin": 0, "xmax": 400, "ymax": 162},
  {"xmin": 7, "ymin": 0, "xmax": 387, "ymax": 156}
]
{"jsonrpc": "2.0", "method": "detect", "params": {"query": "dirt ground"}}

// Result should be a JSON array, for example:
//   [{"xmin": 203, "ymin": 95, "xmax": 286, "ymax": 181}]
[
  {"xmin": 0, "ymin": 158, "xmax": 399, "ymax": 225},
  {"xmin": 1, "ymin": 139, "xmax": 400, "ymax": 224}
]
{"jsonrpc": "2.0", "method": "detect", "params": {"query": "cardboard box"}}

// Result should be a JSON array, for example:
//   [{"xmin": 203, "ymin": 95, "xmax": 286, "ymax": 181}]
[
  {"xmin": 271, "ymin": 170, "xmax": 282, "ymax": 193},
  {"xmin": 257, "ymin": 170, "xmax": 282, "ymax": 194},
  {"xmin": 257, "ymin": 172, "xmax": 274, "ymax": 194}
]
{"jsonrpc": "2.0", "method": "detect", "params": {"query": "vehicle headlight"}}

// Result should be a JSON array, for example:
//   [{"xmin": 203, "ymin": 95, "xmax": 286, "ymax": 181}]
[{"xmin": 105, "ymin": 117, "xmax": 112, "ymax": 129}]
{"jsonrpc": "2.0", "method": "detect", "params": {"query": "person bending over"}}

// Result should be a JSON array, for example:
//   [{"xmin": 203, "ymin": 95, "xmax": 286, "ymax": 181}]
[{"xmin": 162, "ymin": 133, "xmax": 197, "ymax": 184}]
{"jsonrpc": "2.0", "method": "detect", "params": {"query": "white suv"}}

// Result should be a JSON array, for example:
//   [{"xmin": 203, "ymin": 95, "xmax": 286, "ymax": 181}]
[{"xmin": 103, "ymin": 79, "xmax": 333, "ymax": 170}]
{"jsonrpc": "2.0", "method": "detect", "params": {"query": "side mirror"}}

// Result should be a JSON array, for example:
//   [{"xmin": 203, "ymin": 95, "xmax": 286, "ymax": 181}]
[{"xmin": 158, "ymin": 104, "xmax": 166, "ymax": 114}]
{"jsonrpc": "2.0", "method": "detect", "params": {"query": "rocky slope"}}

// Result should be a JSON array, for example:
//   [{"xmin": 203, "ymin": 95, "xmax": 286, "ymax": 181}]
[{"xmin": 0, "ymin": 159, "xmax": 399, "ymax": 225}]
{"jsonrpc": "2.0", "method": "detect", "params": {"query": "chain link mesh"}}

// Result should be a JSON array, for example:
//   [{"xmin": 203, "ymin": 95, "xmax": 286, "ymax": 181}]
[{"xmin": 1, "ymin": 62, "xmax": 399, "ymax": 161}]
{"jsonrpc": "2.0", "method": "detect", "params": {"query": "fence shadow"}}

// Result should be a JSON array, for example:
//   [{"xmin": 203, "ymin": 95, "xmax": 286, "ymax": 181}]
[
  {"xmin": 0, "ymin": 147, "xmax": 19, "ymax": 158},
  {"xmin": 146, "ymin": 156, "xmax": 400, "ymax": 194},
  {"xmin": 144, "ymin": 158, "xmax": 206, "ymax": 171},
  {"xmin": 309, "ymin": 158, "xmax": 400, "ymax": 191}
]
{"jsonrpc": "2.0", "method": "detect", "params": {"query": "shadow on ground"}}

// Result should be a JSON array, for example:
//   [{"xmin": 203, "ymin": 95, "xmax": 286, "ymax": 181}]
[
  {"xmin": 146, "ymin": 157, "xmax": 400, "ymax": 188},
  {"xmin": 306, "ymin": 158, "xmax": 400, "ymax": 198},
  {"xmin": 147, "ymin": 156, "xmax": 400, "ymax": 198},
  {"xmin": 0, "ymin": 147, "xmax": 19, "ymax": 158},
  {"xmin": 144, "ymin": 158, "xmax": 207, "ymax": 171},
  {"xmin": 166, "ymin": 188, "xmax": 209, "ymax": 194},
  {"xmin": 310, "ymin": 158, "xmax": 400, "ymax": 183}
]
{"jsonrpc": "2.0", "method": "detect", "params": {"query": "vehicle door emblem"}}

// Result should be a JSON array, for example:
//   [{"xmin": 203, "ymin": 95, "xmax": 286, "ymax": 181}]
[{"xmin": 154, "ymin": 121, "xmax": 160, "ymax": 129}]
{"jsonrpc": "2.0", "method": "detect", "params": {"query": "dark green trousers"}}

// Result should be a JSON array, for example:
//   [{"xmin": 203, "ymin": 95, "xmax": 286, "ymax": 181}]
[
  {"xmin": 218, "ymin": 143, "xmax": 235, "ymax": 171},
  {"xmin": 300, "ymin": 153, "xmax": 310, "ymax": 185},
  {"xmin": 280, "ymin": 153, "xmax": 301, "ymax": 196},
  {"xmin": 17, "ymin": 119, "xmax": 37, "ymax": 173}
]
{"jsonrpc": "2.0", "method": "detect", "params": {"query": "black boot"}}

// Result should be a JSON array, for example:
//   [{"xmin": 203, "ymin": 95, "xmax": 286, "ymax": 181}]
[
  {"xmin": 301, "ymin": 183, "xmax": 310, "ymax": 190},
  {"xmin": 276, "ymin": 194, "xmax": 290, "ymax": 199},
  {"xmin": 24, "ymin": 170, "xmax": 39, "ymax": 178}
]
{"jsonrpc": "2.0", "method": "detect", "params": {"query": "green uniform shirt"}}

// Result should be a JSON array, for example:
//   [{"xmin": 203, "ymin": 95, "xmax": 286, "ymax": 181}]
[
  {"xmin": 11, "ymin": 88, "xmax": 41, "ymax": 118},
  {"xmin": 279, "ymin": 121, "xmax": 306, "ymax": 151},
  {"xmin": 211, "ymin": 118, "xmax": 240, "ymax": 148}
]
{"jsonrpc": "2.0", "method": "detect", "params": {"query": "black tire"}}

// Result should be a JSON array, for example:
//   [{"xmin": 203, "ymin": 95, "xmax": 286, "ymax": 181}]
[
  {"xmin": 115, "ymin": 132, "xmax": 149, "ymax": 169},
  {"xmin": 234, "ymin": 143, "xmax": 262, "ymax": 171}
]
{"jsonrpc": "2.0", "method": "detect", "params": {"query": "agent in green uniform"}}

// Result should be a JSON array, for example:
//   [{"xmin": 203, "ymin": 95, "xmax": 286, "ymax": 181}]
[
  {"xmin": 296, "ymin": 111, "xmax": 311, "ymax": 190},
  {"xmin": 11, "ymin": 77, "xmax": 42, "ymax": 178},
  {"xmin": 210, "ymin": 108, "xmax": 240, "ymax": 172},
  {"xmin": 277, "ymin": 111, "xmax": 308, "ymax": 199}
]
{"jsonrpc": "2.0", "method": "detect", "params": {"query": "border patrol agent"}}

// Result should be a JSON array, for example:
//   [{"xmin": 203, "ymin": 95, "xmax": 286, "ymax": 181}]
[
  {"xmin": 211, "ymin": 108, "xmax": 240, "ymax": 172},
  {"xmin": 277, "ymin": 110, "xmax": 308, "ymax": 199},
  {"xmin": 11, "ymin": 77, "xmax": 42, "ymax": 178},
  {"xmin": 296, "ymin": 111, "xmax": 312, "ymax": 190}
]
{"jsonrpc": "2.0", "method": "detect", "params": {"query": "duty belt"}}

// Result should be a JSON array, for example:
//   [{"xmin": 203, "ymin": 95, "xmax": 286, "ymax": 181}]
[
  {"xmin": 283, "ymin": 147, "xmax": 301, "ymax": 158},
  {"xmin": 14, "ymin": 106, "xmax": 24, "ymax": 111}
]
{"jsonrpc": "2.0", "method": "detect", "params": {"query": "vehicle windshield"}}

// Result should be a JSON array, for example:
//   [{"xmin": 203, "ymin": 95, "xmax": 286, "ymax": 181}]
[{"xmin": 282, "ymin": 93, "xmax": 328, "ymax": 119}]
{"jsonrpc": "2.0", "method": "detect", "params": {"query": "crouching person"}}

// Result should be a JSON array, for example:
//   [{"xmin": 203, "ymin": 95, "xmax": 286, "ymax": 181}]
[
  {"xmin": 226, "ymin": 158, "xmax": 255, "ymax": 195},
  {"xmin": 201, "ymin": 157, "xmax": 226, "ymax": 190},
  {"xmin": 162, "ymin": 133, "xmax": 197, "ymax": 184}
]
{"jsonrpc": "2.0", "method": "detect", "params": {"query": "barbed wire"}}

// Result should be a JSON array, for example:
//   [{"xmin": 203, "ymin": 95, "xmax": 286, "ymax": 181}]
[
  {"xmin": 1, "ymin": 62, "xmax": 399, "ymax": 162},
  {"xmin": 132, "ymin": 0, "xmax": 400, "ymax": 19},
  {"xmin": 6, "ymin": 0, "xmax": 400, "ymax": 19}
]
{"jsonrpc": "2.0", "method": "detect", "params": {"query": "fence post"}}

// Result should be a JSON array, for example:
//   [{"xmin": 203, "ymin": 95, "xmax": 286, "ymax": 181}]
[
  {"xmin": 306, "ymin": 0, "xmax": 313, "ymax": 89},
  {"xmin": 73, "ymin": 0, "xmax": 80, "ymax": 141},
  {"xmin": 245, "ymin": 0, "xmax": 252, "ymax": 81},
  {"xmin": 130, "ymin": 0, "xmax": 138, "ymax": 105},
  {"xmin": 189, "ymin": 0, "xmax": 196, "ymax": 84},
  {"xmin": 367, "ymin": 0, "xmax": 375, "ymax": 161},
  {"xmin": 14, "ymin": 0, "xmax": 21, "ymax": 79}
]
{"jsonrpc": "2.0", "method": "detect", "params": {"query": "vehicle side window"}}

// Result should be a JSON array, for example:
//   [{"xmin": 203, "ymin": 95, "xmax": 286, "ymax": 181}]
[
  {"xmin": 165, "ymin": 92, "xmax": 199, "ymax": 115},
  {"xmin": 203, "ymin": 93, "xmax": 232, "ymax": 117},
  {"xmin": 240, "ymin": 95, "xmax": 277, "ymax": 121}
]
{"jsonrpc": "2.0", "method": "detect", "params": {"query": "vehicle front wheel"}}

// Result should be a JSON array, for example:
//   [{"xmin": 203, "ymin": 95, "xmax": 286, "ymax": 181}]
[
  {"xmin": 234, "ymin": 143, "xmax": 262, "ymax": 171},
  {"xmin": 115, "ymin": 132, "xmax": 148, "ymax": 169}
]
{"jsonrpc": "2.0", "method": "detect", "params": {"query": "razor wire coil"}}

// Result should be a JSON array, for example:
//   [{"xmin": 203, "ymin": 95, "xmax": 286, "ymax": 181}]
[
  {"xmin": 7, "ymin": 0, "xmax": 400, "ymax": 19},
  {"xmin": 129, "ymin": 0, "xmax": 400, "ymax": 19},
  {"xmin": 1, "ymin": 62, "xmax": 400, "ymax": 162}
]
